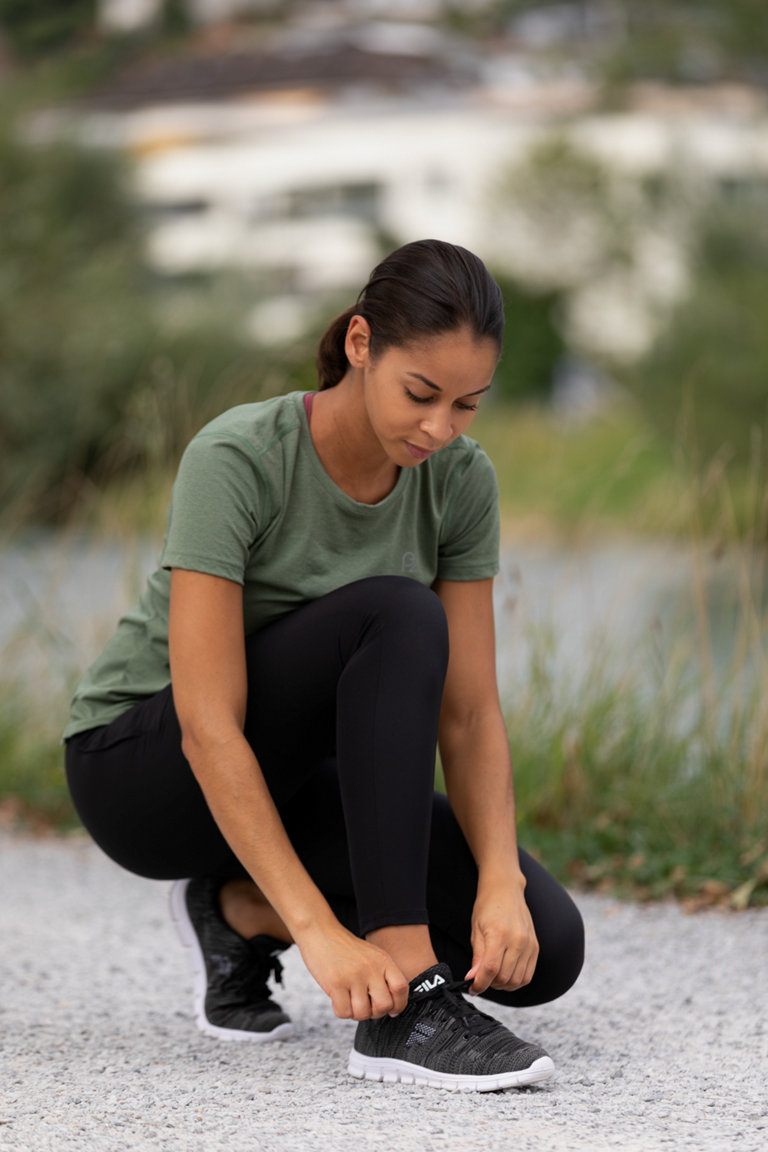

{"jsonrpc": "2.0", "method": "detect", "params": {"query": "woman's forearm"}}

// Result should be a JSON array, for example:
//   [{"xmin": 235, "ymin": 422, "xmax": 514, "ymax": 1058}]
[
  {"xmin": 439, "ymin": 706, "xmax": 524, "ymax": 884},
  {"xmin": 182, "ymin": 728, "xmax": 336, "ymax": 939}
]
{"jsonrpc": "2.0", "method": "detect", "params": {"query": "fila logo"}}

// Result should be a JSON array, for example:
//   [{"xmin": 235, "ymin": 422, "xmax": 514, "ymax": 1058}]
[{"xmin": 414, "ymin": 972, "xmax": 445, "ymax": 994}]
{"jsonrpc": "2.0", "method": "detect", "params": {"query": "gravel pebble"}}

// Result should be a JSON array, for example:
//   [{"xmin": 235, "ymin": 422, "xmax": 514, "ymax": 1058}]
[{"xmin": 1, "ymin": 830, "xmax": 766, "ymax": 1152}]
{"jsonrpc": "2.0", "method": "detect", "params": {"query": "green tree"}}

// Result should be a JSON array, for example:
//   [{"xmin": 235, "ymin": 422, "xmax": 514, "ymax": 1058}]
[
  {"xmin": 624, "ymin": 195, "xmax": 768, "ymax": 467},
  {"xmin": 492, "ymin": 276, "xmax": 565, "ymax": 403},
  {"xmin": 602, "ymin": 1, "xmax": 768, "ymax": 89},
  {"xmin": 0, "ymin": 0, "xmax": 97, "ymax": 60},
  {"xmin": 0, "ymin": 123, "xmax": 268, "ymax": 524}
]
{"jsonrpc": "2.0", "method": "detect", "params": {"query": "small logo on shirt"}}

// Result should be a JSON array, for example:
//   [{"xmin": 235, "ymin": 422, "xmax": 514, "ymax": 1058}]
[{"xmin": 401, "ymin": 551, "xmax": 417, "ymax": 574}]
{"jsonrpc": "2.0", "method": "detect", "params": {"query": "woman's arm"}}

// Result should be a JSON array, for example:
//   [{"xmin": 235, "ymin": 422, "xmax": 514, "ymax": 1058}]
[
  {"xmin": 168, "ymin": 568, "xmax": 408, "ymax": 1020},
  {"xmin": 433, "ymin": 576, "xmax": 539, "ymax": 996}
]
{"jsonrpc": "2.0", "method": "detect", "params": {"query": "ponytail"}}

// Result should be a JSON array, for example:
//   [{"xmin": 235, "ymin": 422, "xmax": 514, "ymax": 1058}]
[{"xmin": 316, "ymin": 306, "xmax": 358, "ymax": 390}]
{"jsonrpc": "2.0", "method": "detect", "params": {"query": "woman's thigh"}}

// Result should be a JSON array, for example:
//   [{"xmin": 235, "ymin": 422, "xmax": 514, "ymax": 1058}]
[
  {"xmin": 65, "ymin": 576, "xmax": 443, "ymax": 880},
  {"xmin": 65, "ymin": 685, "xmax": 248, "ymax": 879}
]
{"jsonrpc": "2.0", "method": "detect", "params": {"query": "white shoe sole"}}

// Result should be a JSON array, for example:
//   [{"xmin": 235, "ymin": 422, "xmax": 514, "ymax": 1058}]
[
  {"xmin": 347, "ymin": 1050, "xmax": 555, "ymax": 1092},
  {"xmin": 169, "ymin": 879, "xmax": 294, "ymax": 1043}
]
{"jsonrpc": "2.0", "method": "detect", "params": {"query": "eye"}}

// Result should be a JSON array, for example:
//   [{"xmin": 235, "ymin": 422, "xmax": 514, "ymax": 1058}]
[
  {"xmin": 405, "ymin": 387, "xmax": 433, "ymax": 405},
  {"xmin": 405, "ymin": 387, "xmax": 478, "ymax": 412}
]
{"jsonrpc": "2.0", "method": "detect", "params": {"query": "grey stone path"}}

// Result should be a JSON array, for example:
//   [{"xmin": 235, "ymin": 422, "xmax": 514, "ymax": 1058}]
[{"xmin": 1, "ymin": 830, "xmax": 766, "ymax": 1152}]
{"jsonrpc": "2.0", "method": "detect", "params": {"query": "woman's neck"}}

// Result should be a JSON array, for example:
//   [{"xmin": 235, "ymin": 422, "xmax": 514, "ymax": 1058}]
[{"xmin": 309, "ymin": 375, "xmax": 399, "ymax": 505}]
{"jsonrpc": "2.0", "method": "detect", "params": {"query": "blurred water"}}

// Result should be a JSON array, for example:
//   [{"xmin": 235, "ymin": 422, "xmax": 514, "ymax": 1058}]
[
  {"xmin": 0, "ymin": 533, "xmax": 162, "ymax": 698},
  {"xmin": 494, "ymin": 537, "xmax": 764, "ymax": 711},
  {"xmin": 0, "ymin": 531, "xmax": 762, "ymax": 707}
]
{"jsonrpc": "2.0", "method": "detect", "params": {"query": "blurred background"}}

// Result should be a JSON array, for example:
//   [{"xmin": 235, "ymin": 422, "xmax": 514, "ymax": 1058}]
[{"xmin": 1, "ymin": 1, "xmax": 767, "ymax": 906}]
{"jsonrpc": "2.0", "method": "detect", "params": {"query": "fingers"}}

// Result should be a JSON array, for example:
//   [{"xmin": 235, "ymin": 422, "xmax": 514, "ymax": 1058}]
[
  {"xmin": 384, "ymin": 966, "xmax": 410, "ymax": 1016},
  {"xmin": 466, "ymin": 930, "xmax": 539, "ymax": 995},
  {"xmin": 329, "ymin": 966, "xmax": 409, "ymax": 1021},
  {"xmin": 307, "ymin": 932, "xmax": 410, "ymax": 1022}
]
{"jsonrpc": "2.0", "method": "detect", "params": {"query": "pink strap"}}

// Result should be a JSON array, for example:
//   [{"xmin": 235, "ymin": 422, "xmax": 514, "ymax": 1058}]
[{"xmin": 303, "ymin": 392, "xmax": 315, "ymax": 424}]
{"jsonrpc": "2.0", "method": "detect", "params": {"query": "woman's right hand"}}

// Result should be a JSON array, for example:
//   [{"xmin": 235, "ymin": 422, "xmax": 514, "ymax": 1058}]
[{"xmin": 295, "ymin": 920, "xmax": 409, "ymax": 1020}]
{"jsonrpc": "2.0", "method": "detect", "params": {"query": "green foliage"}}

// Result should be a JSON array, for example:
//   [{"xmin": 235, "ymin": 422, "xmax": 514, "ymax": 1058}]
[
  {"xmin": 0, "ymin": 0, "xmax": 97, "ymax": 60},
  {"xmin": 602, "ymin": 1, "xmax": 768, "ymax": 89},
  {"xmin": 624, "ymin": 198, "xmax": 768, "ymax": 470},
  {"xmin": 440, "ymin": 1, "xmax": 527, "ymax": 38},
  {"xmin": 159, "ymin": 0, "xmax": 193, "ymax": 39},
  {"xmin": 0, "ymin": 684, "xmax": 76, "ymax": 828},
  {"xmin": 506, "ymin": 586, "xmax": 768, "ymax": 907},
  {"xmin": 491, "ymin": 275, "xmax": 564, "ymax": 403},
  {"xmin": 0, "ymin": 129, "xmax": 148, "ymax": 516},
  {"xmin": 472, "ymin": 403, "xmax": 690, "ymax": 537},
  {"xmin": 0, "ymin": 123, "xmax": 283, "ymax": 525}
]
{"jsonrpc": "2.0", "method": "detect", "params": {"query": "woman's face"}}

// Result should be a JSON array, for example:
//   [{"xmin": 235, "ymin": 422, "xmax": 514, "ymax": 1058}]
[{"xmin": 350, "ymin": 322, "xmax": 498, "ymax": 468}]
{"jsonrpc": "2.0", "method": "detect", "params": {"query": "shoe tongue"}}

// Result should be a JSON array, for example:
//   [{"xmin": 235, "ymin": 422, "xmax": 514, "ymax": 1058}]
[{"xmin": 409, "ymin": 962, "xmax": 454, "ymax": 995}]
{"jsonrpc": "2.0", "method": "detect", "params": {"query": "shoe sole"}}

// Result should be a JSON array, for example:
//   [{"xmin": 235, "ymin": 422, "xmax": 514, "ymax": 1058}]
[
  {"xmin": 347, "ymin": 1050, "xmax": 555, "ymax": 1092},
  {"xmin": 169, "ymin": 879, "xmax": 294, "ymax": 1043}
]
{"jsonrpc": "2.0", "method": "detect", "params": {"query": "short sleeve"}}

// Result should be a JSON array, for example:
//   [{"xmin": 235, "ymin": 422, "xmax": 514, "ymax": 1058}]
[
  {"xmin": 160, "ymin": 431, "xmax": 267, "ymax": 584},
  {"xmin": 437, "ymin": 443, "xmax": 500, "ymax": 581}
]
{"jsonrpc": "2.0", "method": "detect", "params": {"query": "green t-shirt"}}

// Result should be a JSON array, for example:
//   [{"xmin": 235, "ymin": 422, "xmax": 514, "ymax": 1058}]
[{"xmin": 64, "ymin": 391, "xmax": 500, "ymax": 739}]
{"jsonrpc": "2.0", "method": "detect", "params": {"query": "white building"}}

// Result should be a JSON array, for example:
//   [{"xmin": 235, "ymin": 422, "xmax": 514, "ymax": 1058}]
[
  {"xmin": 77, "ymin": 25, "xmax": 768, "ymax": 356},
  {"xmin": 108, "ymin": 92, "xmax": 766, "ymax": 353}
]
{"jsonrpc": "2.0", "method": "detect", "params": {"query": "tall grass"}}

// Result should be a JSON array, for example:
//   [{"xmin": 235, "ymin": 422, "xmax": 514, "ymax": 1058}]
[
  {"xmin": 506, "ymin": 614, "xmax": 768, "ymax": 908},
  {"xmin": 0, "ymin": 685, "xmax": 76, "ymax": 830},
  {"xmin": 503, "ymin": 430, "xmax": 768, "ymax": 908},
  {"xmin": 471, "ymin": 400, "xmax": 765, "ymax": 541}
]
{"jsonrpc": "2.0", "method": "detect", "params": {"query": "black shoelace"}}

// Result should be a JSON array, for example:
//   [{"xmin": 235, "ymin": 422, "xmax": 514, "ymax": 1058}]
[
  {"xmin": 225, "ymin": 942, "xmax": 284, "ymax": 1000},
  {"xmin": 413, "ymin": 977, "xmax": 498, "ymax": 1037}
]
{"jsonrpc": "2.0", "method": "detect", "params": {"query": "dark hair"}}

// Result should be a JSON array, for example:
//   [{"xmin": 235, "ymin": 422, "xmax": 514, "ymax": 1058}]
[{"xmin": 316, "ymin": 239, "xmax": 504, "ymax": 390}]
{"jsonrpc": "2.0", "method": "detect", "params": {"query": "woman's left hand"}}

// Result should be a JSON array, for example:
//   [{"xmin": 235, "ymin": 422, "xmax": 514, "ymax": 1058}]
[{"xmin": 465, "ymin": 878, "xmax": 539, "ymax": 995}]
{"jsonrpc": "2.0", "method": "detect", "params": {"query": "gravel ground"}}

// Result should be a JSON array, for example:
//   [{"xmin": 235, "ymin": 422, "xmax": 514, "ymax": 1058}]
[{"xmin": 1, "ymin": 830, "xmax": 766, "ymax": 1152}]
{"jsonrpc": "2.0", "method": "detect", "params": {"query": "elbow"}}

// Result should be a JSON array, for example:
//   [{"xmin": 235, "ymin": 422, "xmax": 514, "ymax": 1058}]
[
  {"xmin": 440, "ymin": 699, "xmax": 506, "ymax": 739},
  {"xmin": 177, "ymin": 708, "xmax": 245, "ymax": 769}
]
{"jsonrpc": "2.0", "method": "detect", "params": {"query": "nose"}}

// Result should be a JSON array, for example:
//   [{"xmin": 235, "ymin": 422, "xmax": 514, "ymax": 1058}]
[{"xmin": 420, "ymin": 407, "xmax": 454, "ymax": 445}]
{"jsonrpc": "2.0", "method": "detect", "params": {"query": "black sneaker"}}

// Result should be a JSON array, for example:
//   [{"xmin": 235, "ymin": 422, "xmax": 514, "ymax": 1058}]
[
  {"xmin": 170, "ymin": 878, "xmax": 293, "ymax": 1042},
  {"xmin": 348, "ymin": 962, "xmax": 555, "ymax": 1091}
]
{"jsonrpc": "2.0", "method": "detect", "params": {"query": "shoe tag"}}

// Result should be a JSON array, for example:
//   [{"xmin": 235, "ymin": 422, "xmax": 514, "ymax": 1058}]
[{"xmin": 413, "ymin": 972, "xmax": 445, "ymax": 994}]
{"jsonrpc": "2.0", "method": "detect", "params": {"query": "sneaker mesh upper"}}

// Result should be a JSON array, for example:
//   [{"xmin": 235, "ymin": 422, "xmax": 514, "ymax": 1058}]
[
  {"xmin": 185, "ymin": 877, "xmax": 290, "ymax": 1033},
  {"xmin": 353, "ymin": 962, "xmax": 548, "ymax": 1077}
]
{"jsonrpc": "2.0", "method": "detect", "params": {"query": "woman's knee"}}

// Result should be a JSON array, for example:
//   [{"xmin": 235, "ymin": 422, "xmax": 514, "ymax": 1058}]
[
  {"xmin": 343, "ymin": 576, "xmax": 449, "ymax": 670},
  {"xmin": 539, "ymin": 895, "xmax": 585, "ymax": 999},
  {"xmin": 354, "ymin": 574, "xmax": 445, "ymax": 615}
]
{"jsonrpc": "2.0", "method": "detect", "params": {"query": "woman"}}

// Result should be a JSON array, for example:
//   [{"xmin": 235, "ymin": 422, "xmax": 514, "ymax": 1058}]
[{"xmin": 64, "ymin": 239, "xmax": 584, "ymax": 1092}]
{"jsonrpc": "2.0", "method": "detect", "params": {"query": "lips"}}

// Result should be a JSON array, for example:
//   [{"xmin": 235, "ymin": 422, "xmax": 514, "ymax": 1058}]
[{"xmin": 404, "ymin": 441, "xmax": 434, "ymax": 462}]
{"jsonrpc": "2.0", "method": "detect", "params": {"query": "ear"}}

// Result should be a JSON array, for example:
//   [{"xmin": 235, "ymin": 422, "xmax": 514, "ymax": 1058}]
[{"xmin": 344, "ymin": 314, "xmax": 371, "ymax": 368}]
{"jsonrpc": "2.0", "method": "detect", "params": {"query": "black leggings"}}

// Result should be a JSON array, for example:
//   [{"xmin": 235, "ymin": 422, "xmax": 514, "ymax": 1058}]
[{"xmin": 66, "ymin": 576, "xmax": 584, "ymax": 1008}]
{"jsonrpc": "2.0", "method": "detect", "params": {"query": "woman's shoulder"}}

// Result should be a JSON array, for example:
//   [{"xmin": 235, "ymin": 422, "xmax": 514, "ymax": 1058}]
[{"xmin": 193, "ymin": 392, "xmax": 305, "ymax": 452}]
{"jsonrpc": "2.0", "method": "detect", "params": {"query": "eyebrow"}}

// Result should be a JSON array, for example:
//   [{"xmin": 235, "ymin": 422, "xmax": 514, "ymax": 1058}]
[{"xmin": 407, "ymin": 372, "xmax": 491, "ymax": 398}]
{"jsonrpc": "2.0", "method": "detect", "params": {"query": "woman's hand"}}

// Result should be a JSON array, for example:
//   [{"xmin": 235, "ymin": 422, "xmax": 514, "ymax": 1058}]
[
  {"xmin": 295, "ymin": 920, "xmax": 409, "ymax": 1021},
  {"xmin": 465, "ymin": 877, "xmax": 539, "ymax": 995}
]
